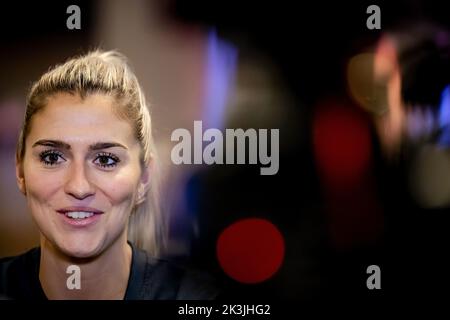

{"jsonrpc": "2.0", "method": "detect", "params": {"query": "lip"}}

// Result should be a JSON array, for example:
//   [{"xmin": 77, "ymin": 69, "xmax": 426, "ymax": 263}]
[
  {"xmin": 56, "ymin": 206, "xmax": 104, "ymax": 227},
  {"xmin": 57, "ymin": 206, "xmax": 104, "ymax": 214}
]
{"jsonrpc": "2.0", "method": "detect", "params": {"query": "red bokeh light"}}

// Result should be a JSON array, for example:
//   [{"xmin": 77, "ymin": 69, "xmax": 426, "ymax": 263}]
[
  {"xmin": 216, "ymin": 218, "xmax": 285, "ymax": 284},
  {"xmin": 313, "ymin": 101, "xmax": 372, "ymax": 186}
]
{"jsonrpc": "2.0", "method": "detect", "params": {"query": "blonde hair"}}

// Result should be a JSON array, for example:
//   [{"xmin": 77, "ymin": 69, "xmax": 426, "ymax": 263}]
[{"xmin": 16, "ymin": 50, "xmax": 165, "ymax": 257}]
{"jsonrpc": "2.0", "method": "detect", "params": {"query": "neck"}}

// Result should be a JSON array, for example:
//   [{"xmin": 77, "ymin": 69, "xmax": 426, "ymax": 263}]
[{"xmin": 39, "ymin": 235, "xmax": 132, "ymax": 300}]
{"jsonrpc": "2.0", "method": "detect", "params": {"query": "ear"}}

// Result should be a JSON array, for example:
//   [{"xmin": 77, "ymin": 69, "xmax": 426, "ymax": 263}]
[
  {"xmin": 16, "ymin": 160, "xmax": 27, "ymax": 195},
  {"xmin": 136, "ymin": 163, "xmax": 152, "ymax": 206}
]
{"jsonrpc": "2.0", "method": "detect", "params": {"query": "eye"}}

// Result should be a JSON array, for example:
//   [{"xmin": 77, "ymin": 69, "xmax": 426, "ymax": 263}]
[
  {"xmin": 94, "ymin": 152, "xmax": 120, "ymax": 168},
  {"xmin": 39, "ymin": 150, "xmax": 66, "ymax": 166}
]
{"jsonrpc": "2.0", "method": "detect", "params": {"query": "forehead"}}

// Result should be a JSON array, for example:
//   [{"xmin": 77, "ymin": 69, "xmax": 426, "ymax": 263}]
[{"xmin": 27, "ymin": 93, "xmax": 137, "ymax": 147}]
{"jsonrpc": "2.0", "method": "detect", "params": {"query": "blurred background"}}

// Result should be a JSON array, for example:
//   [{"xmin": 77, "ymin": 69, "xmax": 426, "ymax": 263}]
[{"xmin": 1, "ymin": 0, "xmax": 450, "ymax": 301}]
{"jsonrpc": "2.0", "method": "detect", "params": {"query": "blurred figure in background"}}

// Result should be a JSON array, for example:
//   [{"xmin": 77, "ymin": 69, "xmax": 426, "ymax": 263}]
[{"xmin": 347, "ymin": 21, "xmax": 450, "ymax": 297}]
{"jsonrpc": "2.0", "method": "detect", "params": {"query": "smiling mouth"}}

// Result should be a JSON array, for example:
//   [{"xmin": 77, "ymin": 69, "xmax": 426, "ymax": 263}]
[{"xmin": 57, "ymin": 207, "xmax": 104, "ymax": 221}]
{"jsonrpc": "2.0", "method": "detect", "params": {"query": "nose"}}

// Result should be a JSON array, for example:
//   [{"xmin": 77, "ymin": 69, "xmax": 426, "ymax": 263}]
[{"xmin": 64, "ymin": 160, "xmax": 95, "ymax": 200}]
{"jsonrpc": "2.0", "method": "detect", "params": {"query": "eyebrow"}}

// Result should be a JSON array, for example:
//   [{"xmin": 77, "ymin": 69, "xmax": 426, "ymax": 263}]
[
  {"xmin": 89, "ymin": 142, "xmax": 128, "ymax": 151},
  {"xmin": 32, "ymin": 140, "xmax": 127, "ymax": 150}
]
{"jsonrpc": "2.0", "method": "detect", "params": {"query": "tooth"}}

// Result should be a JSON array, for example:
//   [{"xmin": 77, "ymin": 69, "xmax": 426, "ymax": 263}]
[{"xmin": 66, "ymin": 211, "xmax": 94, "ymax": 219}]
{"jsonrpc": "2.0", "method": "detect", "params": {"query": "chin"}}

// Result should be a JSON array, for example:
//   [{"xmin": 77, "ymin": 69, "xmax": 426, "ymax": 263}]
[{"xmin": 57, "ymin": 236, "xmax": 104, "ymax": 259}]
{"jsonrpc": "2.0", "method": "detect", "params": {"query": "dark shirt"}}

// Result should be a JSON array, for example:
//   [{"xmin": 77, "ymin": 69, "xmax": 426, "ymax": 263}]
[{"xmin": 0, "ymin": 243, "xmax": 219, "ymax": 300}]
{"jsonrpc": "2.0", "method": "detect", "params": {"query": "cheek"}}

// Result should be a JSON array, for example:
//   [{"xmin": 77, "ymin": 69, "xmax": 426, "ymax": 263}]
[
  {"xmin": 95, "ymin": 169, "xmax": 141, "ymax": 206},
  {"xmin": 23, "ymin": 164, "xmax": 62, "ymax": 204}
]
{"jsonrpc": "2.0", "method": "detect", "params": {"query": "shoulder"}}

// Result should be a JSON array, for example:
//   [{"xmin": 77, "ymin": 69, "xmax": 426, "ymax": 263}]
[
  {"xmin": 129, "ymin": 247, "xmax": 221, "ymax": 300},
  {"xmin": 0, "ymin": 248, "xmax": 40, "ymax": 300}
]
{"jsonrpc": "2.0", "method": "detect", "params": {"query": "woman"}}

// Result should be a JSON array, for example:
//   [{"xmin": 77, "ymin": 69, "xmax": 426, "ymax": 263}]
[{"xmin": 0, "ymin": 50, "xmax": 218, "ymax": 300}]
